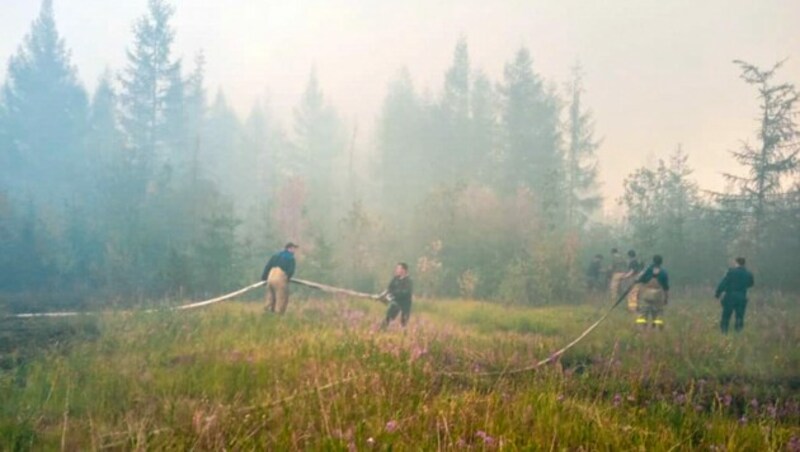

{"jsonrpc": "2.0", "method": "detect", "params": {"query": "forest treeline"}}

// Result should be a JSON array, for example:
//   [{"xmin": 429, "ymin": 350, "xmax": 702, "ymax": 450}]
[{"xmin": 1, "ymin": 0, "xmax": 798, "ymax": 310}]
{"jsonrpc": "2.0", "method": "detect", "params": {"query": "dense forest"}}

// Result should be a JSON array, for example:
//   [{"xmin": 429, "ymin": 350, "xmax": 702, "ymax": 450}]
[{"xmin": 1, "ymin": 0, "xmax": 798, "ymax": 312}]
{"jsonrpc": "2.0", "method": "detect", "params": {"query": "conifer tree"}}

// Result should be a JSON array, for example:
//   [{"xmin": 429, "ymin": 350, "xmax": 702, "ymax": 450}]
[
  {"xmin": 0, "ymin": 0, "xmax": 88, "ymax": 198},
  {"xmin": 439, "ymin": 38, "xmax": 473, "ymax": 182},
  {"xmin": 377, "ymin": 68, "xmax": 424, "ymax": 214},
  {"xmin": 564, "ymin": 64, "xmax": 601, "ymax": 229},
  {"xmin": 292, "ymin": 69, "xmax": 345, "ymax": 221},
  {"xmin": 718, "ymin": 60, "xmax": 799, "ymax": 252},
  {"xmin": 498, "ymin": 48, "xmax": 563, "ymax": 219},
  {"xmin": 119, "ymin": 0, "xmax": 183, "ymax": 195}
]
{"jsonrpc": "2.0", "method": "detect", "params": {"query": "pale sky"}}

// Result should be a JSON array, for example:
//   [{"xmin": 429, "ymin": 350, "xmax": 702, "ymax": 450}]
[{"xmin": 2, "ymin": 0, "xmax": 799, "ymax": 213}]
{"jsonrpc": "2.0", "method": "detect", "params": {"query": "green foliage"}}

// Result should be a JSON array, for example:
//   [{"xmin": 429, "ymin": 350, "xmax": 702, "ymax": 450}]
[
  {"xmin": 620, "ymin": 147, "xmax": 724, "ymax": 283},
  {"xmin": 335, "ymin": 201, "xmax": 385, "ymax": 291},
  {"xmin": 1, "ymin": 295, "xmax": 798, "ymax": 449},
  {"xmin": 192, "ymin": 211, "xmax": 243, "ymax": 294}
]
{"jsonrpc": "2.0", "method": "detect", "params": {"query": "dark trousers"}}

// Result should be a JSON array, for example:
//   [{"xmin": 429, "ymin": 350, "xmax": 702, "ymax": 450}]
[
  {"xmin": 720, "ymin": 292, "xmax": 747, "ymax": 333},
  {"xmin": 382, "ymin": 299, "xmax": 411, "ymax": 328}
]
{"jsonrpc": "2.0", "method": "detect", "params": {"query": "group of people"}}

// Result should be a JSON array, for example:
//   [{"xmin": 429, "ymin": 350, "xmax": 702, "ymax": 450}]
[
  {"xmin": 260, "ymin": 242, "xmax": 755, "ymax": 335},
  {"xmin": 261, "ymin": 242, "xmax": 413, "ymax": 330},
  {"xmin": 587, "ymin": 248, "xmax": 755, "ymax": 333}
]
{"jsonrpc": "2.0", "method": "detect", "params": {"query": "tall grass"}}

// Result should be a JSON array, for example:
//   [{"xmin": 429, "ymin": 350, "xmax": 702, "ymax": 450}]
[{"xmin": 1, "ymin": 290, "xmax": 798, "ymax": 450}]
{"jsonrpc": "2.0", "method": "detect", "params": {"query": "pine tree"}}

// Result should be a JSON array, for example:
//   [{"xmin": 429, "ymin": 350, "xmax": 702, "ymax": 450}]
[
  {"xmin": 0, "ymin": 0, "xmax": 88, "ymax": 199},
  {"xmin": 118, "ymin": 0, "xmax": 182, "ymax": 196},
  {"xmin": 498, "ymin": 48, "xmax": 563, "ymax": 219},
  {"xmin": 564, "ymin": 64, "xmax": 601, "ymax": 229}
]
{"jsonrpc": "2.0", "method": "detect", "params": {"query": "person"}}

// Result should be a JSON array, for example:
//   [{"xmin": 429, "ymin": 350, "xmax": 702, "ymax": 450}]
[
  {"xmin": 715, "ymin": 257, "xmax": 755, "ymax": 333},
  {"xmin": 635, "ymin": 255, "xmax": 669, "ymax": 329},
  {"xmin": 379, "ymin": 262, "xmax": 414, "ymax": 330},
  {"xmin": 586, "ymin": 254, "xmax": 604, "ymax": 292},
  {"xmin": 623, "ymin": 249, "xmax": 644, "ymax": 312},
  {"xmin": 261, "ymin": 242, "xmax": 298, "ymax": 314},
  {"xmin": 608, "ymin": 248, "xmax": 628, "ymax": 301}
]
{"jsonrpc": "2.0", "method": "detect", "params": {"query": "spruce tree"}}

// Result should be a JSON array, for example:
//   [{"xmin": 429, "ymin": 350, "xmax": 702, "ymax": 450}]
[
  {"xmin": 292, "ymin": 69, "xmax": 345, "ymax": 221},
  {"xmin": 719, "ymin": 60, "xmax": 799, "ymax": 252},
  {"xmin": 439, "ymin": 38, "xmax": 473, "ymax": 182},
  {"xmin": 498, "ymin": 48, "xmax": 563, "ymax": 219},
  {"xmin": 204, "ymin": 90, "xmax": 242, "ymax": 194},
  {"xmin": 377, "ymin": 68, "xmax": 424, "ymax": 214},
  {"xmin": 470, "ymin": 70, "xmax": 496, "ymax": 185},
  {"xmin": 119, "ymin": 0, "xmax": 183, "ymax": 196},
  {"xmin": 564, "ymin": 64, "xmax": 601, "ymax": 229},
  {"xmin": 0, "ymin": 0, "xmax": 88, "ymax": 199}
]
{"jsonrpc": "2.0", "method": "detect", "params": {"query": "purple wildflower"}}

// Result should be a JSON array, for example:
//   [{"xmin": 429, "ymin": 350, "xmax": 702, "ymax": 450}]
[
  {"xmin": 738, "ymin": 416, "xmax": 747, "ymax": 425},
  {"xmin": 385, "ymin": 420, "xmax": 398, "ymax": 433},
  {"xmin": 410, "ymin": 346, "xmax": 428, "ymax": 361},
  {"xmin": 723, "ymin": 394, "xmax": 733, "ymax": 407},
  {"xmin": 787, "ymin": 435, "xmax": 800, "ymax": 452},
  {"xmin": 476, "ymin": 431, "xmax": 495, "ymax": 446},
  {"xmin": 613, "ymin": 393, "xmax": 622, "ymax": 407}
]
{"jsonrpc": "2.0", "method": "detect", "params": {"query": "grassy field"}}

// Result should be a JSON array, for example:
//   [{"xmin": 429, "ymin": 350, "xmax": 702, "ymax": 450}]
[{"xmin": 1, "ymin": 289, "xmax": 799, "ymax": 450}]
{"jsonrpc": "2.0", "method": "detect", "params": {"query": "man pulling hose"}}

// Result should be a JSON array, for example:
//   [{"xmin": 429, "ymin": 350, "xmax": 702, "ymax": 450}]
[
  {"xmin": 635, "ymin": 255, "xmax": 670, "ymax": 329},
  {"xmin": 379, "ymin": 263, "xmax": 413, "ymax": 330},
  {"xmin": 262, "ymin": 242, "xmax": 299, "ymax": 314}
]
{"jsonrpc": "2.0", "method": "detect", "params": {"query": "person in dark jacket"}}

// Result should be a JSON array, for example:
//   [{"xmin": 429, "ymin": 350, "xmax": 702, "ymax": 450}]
[
  {"xmin": 379, "ymin": 262, "xmax": 414, "ymax": 330},
  {"xmin": 635, "ymin": 255, "xmax": 669, "ymax": 329},
  {"xmin": 261, "ymin": 243, "xmax": 298, "ymax": 314},
  {"xmin": 715, "ymin": 257, "xmax": 755, "ymax": 333}
]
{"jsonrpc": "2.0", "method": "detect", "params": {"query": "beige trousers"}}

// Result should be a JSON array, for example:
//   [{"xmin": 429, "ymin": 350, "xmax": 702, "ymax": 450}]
[
  {"xmin": 627, "ymin": 282, "xmax": 640, "ymax": 312},
  {"xmin": 265, "ymin": 267, "xmax": 290, "ymax": 314},
  {"xmin": 609, "ymin": 272, "xmax": 626, "ymax": 301}
]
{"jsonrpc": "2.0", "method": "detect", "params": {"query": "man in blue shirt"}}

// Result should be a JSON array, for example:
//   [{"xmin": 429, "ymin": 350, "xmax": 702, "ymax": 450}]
[
  {"xmin": 715, "ymin": 257, "xmax": 755, "ymax": 333},
  {"xmin": 636, "ymin": 255, "xmax": 669, "ymax": 329},
  {"xmin": 261, "ymin": 242, "xmax": 298, "ymax": 314}
]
